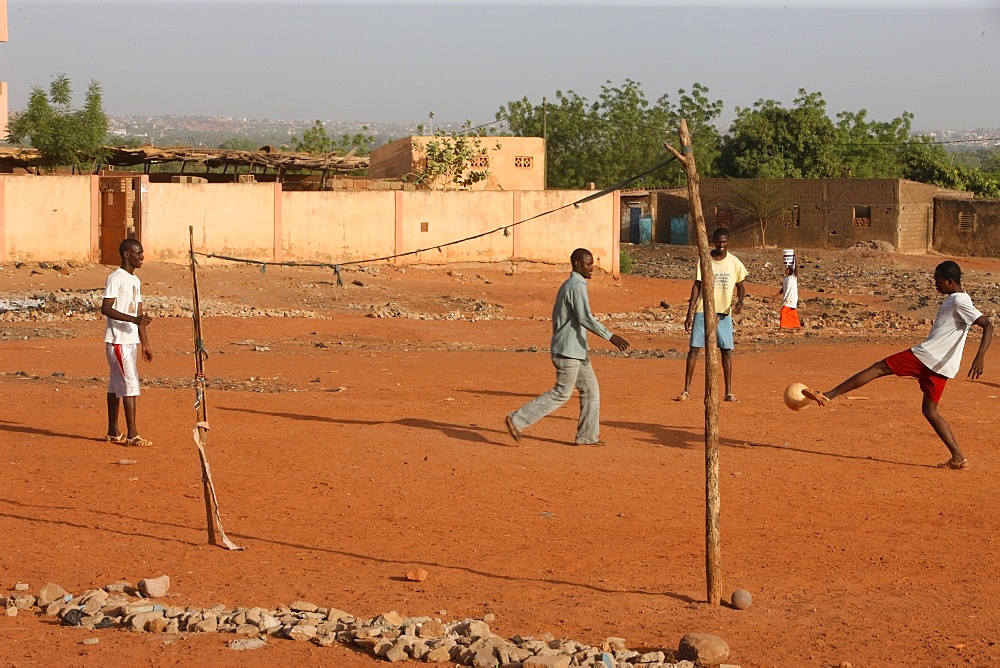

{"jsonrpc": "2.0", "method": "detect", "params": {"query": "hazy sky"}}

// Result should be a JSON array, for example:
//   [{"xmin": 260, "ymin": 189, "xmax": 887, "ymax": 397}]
[{"xmin": 3, "ymin": 0, "xmax": 998, "ymax": 132}]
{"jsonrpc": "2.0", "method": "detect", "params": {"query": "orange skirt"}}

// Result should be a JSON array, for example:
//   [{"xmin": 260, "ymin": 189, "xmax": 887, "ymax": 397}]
[{"xmin": 779, "ymin": 306, "xmax": 801, "ymax": 329}]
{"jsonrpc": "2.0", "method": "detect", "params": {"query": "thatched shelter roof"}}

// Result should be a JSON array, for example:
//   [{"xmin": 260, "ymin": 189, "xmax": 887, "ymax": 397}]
[{"xmin": 0, "ymin": 145, "xmax": 369, "ymax": 176}]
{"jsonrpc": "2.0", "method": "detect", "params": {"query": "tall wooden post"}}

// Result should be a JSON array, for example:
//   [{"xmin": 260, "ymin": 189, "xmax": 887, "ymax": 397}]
[
  {"xmin": 189, "ymin": 226, "xmax": 218, "ymax": 546},
  {"xmin": 666, "ymin": 120, "xmax": 722, "ymax": 605}
]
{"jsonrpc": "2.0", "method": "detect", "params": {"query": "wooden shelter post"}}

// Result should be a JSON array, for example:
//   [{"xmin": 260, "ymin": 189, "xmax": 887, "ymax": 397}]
[{"xmin": 666, "ymin": 119, "xmax": 722, "ymax": 605}]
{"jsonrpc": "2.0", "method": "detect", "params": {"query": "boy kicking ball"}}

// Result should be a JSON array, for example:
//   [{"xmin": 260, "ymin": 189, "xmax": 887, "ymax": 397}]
[{"xmin": 804, "ymin": 260, "xmax": 993, "ymax": 470}]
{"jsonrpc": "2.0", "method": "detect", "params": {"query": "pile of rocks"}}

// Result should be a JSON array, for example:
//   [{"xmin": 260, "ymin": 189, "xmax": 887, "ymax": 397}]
[{"xmin": 2, "ymin": 578, "xmax": 733, "ymax": 667}]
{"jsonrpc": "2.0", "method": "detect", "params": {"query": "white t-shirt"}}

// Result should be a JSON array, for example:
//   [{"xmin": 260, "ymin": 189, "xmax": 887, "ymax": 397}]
[
  {"xmin": 911, "ymin": 292, "xmax": 983, "ymax": 378},
  {"xmin": 104, "ymin": 267, "xmax": 143, "ymax": 345},
  {"xmin": 694, "ymin": 252, "xmax": 749, "ymax": 315},
  {"xmin": 782, "ymin": 274, "xmax": 798, "ymax": 309}
]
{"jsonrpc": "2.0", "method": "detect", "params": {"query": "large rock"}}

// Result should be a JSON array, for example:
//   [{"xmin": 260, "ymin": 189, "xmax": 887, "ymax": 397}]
[
  {"xmin": 138, "ymin": 575, "xmax": 170, "ymax": 598},
  {"xmin": 37, "ymin": 583, "xmax": 69, "ymax": 607},
  {"xmin": 678, "ymin": 632, "xmax": 731, "ymax": 666},
  {"xmin": 523, "ymin": 656, "xmax": 571, "ymax": 668}
]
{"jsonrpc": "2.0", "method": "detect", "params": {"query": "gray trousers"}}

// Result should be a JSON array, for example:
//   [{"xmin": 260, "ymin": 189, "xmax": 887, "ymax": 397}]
[{"xmin": 509, "ymin": 355, "xmax": 601, "ymax": 444}]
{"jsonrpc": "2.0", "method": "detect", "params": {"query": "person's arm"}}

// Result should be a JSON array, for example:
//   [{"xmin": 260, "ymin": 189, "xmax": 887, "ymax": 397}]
[
  {"xmin": 684, "ymin": 280, "xmax": 701, "ymax": 332},
  {"xmin": 967, "ymin": 314, "xmax": 994, "ymax": 379},
  {"xmin": 101, "ymin": 297, "xmax": 152, "ymax": 327},
  {"xmin": 733, "ymin": 281, "xmax": 747, "ymax": 315},
  {"xmin": 573, "ymin": 283, "xmax": 629, "ymax": 352},
  {"xmin": 137, "ymin": 302, "xmax": 153, "ymax": 362}
]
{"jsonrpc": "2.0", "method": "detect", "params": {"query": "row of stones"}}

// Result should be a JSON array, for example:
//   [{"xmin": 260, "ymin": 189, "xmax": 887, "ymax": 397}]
[{"xmin": 2, "ymin": 580, "xmax": 729, "ymax": 667}]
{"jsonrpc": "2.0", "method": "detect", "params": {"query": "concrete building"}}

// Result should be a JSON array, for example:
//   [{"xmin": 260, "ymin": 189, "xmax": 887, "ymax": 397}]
[
  {"xmin": 369, "ymin": 136, "xmax": 545, "ymax": 191},
  {"xmin": 934, "ymin": 196, "xmax": 1000, "ymax": 257},
  {"xmin": 654, "ymin": 178, "xmax": 972, "ymax": 253}
]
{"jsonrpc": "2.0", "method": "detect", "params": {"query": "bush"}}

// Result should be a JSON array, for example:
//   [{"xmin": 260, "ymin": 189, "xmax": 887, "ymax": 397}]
[{"xmin": 619, "ymin": 249, "xmax": 636, "ymax": 274}]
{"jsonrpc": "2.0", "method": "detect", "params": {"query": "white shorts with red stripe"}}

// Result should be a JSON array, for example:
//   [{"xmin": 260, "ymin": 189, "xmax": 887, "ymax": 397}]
[{"xmin": 106, "ymin": 343, "xmax": 141, "ymax": 397}]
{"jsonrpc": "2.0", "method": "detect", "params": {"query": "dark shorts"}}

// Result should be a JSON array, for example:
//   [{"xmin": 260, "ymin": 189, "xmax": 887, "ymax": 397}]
[{"xmin": 885, "ymin": 349, "xmax": 948, "ymax": 403}]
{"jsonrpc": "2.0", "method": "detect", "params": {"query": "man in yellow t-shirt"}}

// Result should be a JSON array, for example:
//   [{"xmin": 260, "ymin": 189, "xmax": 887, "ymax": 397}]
[{"xmin": 676, "ymin": 227, "xmax": 748, "ymax": 402}]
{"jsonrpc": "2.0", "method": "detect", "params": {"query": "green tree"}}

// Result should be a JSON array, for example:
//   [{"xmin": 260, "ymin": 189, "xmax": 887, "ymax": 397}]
[
  {"xmin": 332, "ymin": 125, "xmax": 376, "ymax": 156},
  {"xmin": 291, "ymin": 120, "xmax": 334, "ymax": 155},
  {"xmin": 6, "ymin": 74, "xmax": 110, "ymax": 172},
  {"xmin": 832, "ymin": 109, "xmax": 914, "ymax": 178},
  {"xmin": 717, "ymin": 89, "xmax": 839, "ymax": 178},
  {"xmin": 497, "ymin": 80, "xmax": 724, "ymax": 189}
]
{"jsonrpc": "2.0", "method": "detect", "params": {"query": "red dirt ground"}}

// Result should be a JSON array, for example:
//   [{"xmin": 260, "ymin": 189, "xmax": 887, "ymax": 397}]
[{"xmin": 2, "ymin": 253, "xmax": 999, "ymax": 666}]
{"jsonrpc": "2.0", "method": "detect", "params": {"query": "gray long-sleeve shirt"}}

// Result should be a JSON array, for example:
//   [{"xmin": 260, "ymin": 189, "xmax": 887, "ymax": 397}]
[{"xmin": 550, "ymin": 271, "xmax": 613, "ymax": 359}]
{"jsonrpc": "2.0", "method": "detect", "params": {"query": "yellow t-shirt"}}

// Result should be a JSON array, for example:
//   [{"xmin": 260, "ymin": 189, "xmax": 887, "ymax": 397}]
[{"xmin": 693, "ymin": 252, "xmax": 748, "ymax": 315}]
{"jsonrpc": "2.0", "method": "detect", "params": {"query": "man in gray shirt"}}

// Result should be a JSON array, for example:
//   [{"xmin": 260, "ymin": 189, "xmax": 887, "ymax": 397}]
[{"xmin": 505, "ymin": 248, "xmax": 630, "ymax": 446}]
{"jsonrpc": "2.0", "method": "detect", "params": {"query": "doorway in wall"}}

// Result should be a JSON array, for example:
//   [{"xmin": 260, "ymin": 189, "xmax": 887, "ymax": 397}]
[{"xmin": 99, "ymin": 176, "xmax": 139, "ymax": 264}]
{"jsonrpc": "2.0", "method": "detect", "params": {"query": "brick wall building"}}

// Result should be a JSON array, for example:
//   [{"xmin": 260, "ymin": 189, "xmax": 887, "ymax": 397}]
[{"xmin": 654, "ymin": 178, "xmax": 971, "ymax": 253}]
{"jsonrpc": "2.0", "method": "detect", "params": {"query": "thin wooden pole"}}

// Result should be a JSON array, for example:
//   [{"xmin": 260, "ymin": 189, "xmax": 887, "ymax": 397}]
[
  {"xmin": 666, "ymin": 119, "xmax": 722, "ymax": 605},
  {"xmin": 189, "ymin": 226, "xmax": 218, "ymax": 546}
]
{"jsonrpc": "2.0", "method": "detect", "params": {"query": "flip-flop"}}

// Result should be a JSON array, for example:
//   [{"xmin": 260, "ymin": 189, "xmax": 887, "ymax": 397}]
[
  {"xmin": 674, "ymin": 391, "xmax": 689, "ymax": 402},
  {"xmin": 802, "ymin": 388, "xmax": 830, "ymax": 407},
  {"xmin": 937, "ymin": 458, "xmax": 969, "ymax": 470},
  {"xmin": 504, "ymin": 415, "xmax": 522, "ymax": 446}
]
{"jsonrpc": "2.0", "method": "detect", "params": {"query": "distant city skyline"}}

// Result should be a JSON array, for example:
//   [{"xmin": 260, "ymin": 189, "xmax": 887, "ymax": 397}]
[{"xmin": 3, "ymin": 1, "xmax": 999, "ymax": 133}]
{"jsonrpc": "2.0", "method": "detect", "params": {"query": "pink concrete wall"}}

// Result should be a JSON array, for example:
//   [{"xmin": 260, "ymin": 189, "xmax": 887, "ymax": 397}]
[
  {"xmin": 400, "ymin": 191, "xmax": 514, "ymax": 264},
  {"xmin": 282, "ymin": 190, "xmax": 395, "ymax": 263},
  {"xmin": 0, "ymin": 175, "xmax": 92, "ymax": 262},
  {"xmin": 516, "ymin": 190, "xmax": 619, "ymax": 271},
  {"xmin": 0, "ymin": 175, "xmax": 620, "ymax": 275},
  {"xmin": 145, "ymin": 182, "xmax": 276, "ymax": 264}
]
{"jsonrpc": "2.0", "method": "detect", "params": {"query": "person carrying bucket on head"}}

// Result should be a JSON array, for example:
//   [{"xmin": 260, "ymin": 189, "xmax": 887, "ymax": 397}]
[{"xmin": 775, "ymin": 249, "xmax": 801, "ymax": 330}]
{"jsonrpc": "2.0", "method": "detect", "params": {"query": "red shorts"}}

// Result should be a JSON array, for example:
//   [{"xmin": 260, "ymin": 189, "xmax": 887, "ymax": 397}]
[
  {"xmin": 779, "ymin": 306, "xmax": 801, "ymax": 329},
  {"xmin": 884, "ymin": 349, "xmax": 948, "ymax": 403}
]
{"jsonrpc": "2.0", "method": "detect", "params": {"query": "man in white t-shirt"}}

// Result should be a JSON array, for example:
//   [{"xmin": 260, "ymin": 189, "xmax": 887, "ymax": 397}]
[
  {"xmin": 676, "ymin": 227, "xmax": 748, "ymax": 402},
  {"xmin": 102, "ymin": 238, "xmax": 154, "ymax": 447},
  {"xmin": 804, "ymin": 260, "xmax": 993, "ymax": 470}
]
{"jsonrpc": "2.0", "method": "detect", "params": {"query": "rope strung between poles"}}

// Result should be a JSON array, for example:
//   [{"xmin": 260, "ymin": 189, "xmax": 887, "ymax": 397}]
[{"xmin": 189, "ymin": 155, "xmax": 678, "ymax": 269}]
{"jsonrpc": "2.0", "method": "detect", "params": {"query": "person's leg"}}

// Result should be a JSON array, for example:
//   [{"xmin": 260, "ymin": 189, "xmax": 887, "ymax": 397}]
[
  {"xmin": 721, "ymin": 350, "xmax": 734, "ymax": 399},
  {"xmin": 123, "ymin": 396, "xmax": 139, "ymax": 439},
  {"xmin": 825, "ymin": 360, "xmax": 893, "ymax": 401},
  {"xmin": 509, "ymin": 357, "xmax": 580, "ymax": 432},
  {"xmin": 681, "ymin": 347, "xmax": 701, "ymax": 396},
  {"xmin": 574, "ymin": 358, "xmax": 601, "ymax": 444},
  {"xmin": 921, "ymin": 394, "xmax": 967, "ymax": 466},
  {"xmin": 107, "ymin": 392, "xmax": 120, "ymax": 437}
]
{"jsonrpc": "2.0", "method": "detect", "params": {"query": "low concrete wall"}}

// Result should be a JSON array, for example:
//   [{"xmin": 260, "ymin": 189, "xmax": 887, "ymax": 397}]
[
  {"xmin": 0, "ymin": 175, "xmax": 94, "ymax": 262},
  {"xmin": 0, "ymin": 175, "xmax": 621, "ymax": 275}
]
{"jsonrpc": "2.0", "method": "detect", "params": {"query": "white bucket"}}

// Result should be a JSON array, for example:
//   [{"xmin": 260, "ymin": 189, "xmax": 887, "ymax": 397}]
[{"xmin": 782, "ymin": 249, "xmax": 796, "ymax": 267}]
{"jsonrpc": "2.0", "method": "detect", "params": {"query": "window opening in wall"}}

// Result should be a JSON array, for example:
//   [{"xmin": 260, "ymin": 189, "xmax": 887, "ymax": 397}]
[
  {"xmin": 714, "ymin": 206, "xmax": 733, "ymax": 227},
  {"xmin": 853, "ymin": 205, "xmax": 871, "ymax": 228},
  {"xmin": 514, "ymin": 156, "xmax": 533, "ymax": 168},
  {"xmin": 469, "ymin": 155, "xmax": 489, "ymax": 168},
  {"xmin": 958, "ymin": 212, "xmax": 977, "ymax": 233},
  {"xmin": 782, "ymin": 205, "xmax": 800, "ymax": 227}
]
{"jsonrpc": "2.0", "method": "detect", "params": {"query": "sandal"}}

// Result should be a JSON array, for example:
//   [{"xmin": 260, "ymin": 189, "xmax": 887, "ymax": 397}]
[
  {"xmin": 724, "ymin": 394, "xmax": 739, "ymax": 402},
  {"xmin": 105, "ymin": 433, "xmax": 127, "ymax": 444},
  {"xmin": 937, "ymin": 457, "xmax": 969, "ymax": 470},
  {"xmin": 674, "ymin": 391, "xmax": 689, "ymax": 402},
  {"xmin": 125, "ymin": 435, "xmax": 153, "ymax": 447},
  {"xmin": 802, "ymin": 388, "xmax": 829, "ymax": 407}
]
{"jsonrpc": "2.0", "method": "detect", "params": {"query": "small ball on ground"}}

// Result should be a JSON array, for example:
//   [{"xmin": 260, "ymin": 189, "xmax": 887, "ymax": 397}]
[
  {"xmin": 783, "ymin": 382, "xmax": 811, "ymax": 411},
  {"xmin": 731, "ymin": 588, "xmax": 752, "ymax": 610}
]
